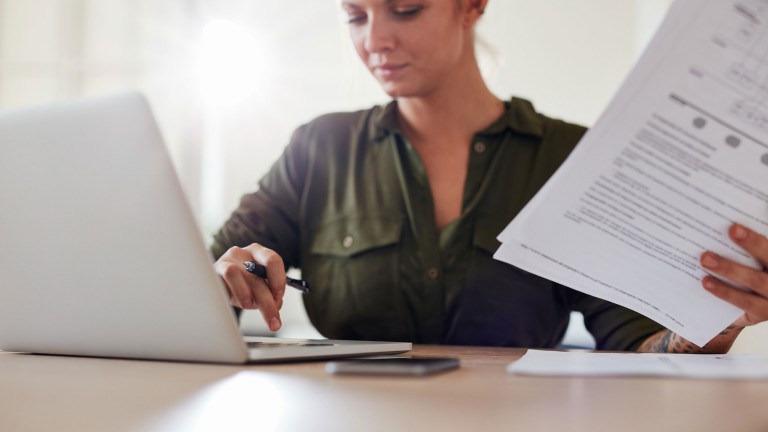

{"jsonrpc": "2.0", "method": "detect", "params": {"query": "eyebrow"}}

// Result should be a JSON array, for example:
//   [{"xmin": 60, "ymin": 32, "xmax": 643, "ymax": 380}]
[
  {"xmin": 342, "ymin": 0, "xmax": 398, "ymax": 7},
  {"xmin": 340, "ymin": 1, "xmax": 360, "ymax": 10}
]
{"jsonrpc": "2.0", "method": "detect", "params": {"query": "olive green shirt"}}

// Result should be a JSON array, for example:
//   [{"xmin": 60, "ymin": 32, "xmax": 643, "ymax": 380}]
[{"xmin": 211, "ymin": 97, "xmax": 664, "ymax": 350}]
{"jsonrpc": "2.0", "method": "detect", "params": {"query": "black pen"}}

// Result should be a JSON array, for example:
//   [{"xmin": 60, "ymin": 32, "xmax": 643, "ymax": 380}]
[{"xmin": 243, "ymin": 261, "xmax": 311, "ymax": 294}]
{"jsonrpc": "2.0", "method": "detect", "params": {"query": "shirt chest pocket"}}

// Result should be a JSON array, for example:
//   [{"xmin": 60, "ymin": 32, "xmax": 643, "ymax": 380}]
[
  {"xmin": 309, "ymin": 214, "xmax": 404, "ymax": 258},
  {"xmin": 301, "ymin": 213, "xmax": 405, "ymax": 339}
]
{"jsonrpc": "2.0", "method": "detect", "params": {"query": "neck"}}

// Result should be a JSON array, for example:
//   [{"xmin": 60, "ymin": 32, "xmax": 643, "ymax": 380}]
[{"xmin": 396, "ymin": 60, "xmax": 502, "ymax": 144}]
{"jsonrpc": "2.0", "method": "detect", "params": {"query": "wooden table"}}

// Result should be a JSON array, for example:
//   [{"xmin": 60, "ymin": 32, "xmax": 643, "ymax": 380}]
[{"xmin": 1, "ymin": 345, "xmax": 767, "ymax": 432}]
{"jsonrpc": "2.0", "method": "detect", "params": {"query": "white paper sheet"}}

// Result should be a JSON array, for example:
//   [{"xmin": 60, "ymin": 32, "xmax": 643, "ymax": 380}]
[
  {"xmin": 507, "ymin": 349, "xmax": 768, "ymax": 379},
  {"xmin": 494, "ymin": 0, "xmax": 768, "ymax": 346}
]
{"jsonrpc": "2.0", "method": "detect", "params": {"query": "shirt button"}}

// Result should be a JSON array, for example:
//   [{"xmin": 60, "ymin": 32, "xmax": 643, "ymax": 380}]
[
  {"xmin": 426, "ymin": 267, "xmax": 439, "ymax": 280},
  {"xmin": 342, "ymin": 235, "xmax": 354, "ymax": 249},
  {"xmin": 473, "ymin": 141, "xmax": 486, "ymax": 154}
]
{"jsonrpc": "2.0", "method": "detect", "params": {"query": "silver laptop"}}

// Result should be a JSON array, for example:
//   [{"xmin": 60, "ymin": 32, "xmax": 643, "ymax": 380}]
[{"xmin": 0, "ymin": 92, "xmax": 411, "ymax": 363}]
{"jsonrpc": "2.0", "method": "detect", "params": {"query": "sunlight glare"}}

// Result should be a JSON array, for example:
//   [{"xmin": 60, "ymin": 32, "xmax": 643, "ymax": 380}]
[
  {"xmin": 142, "ymin": 372, "xmax": 287, "ymax": 432},
  {"xmin": 197, "ymin": 20, "xmax": 264, "ymax": 107},
  {"xmin": 193, "ymin": 372, "xmax": 286, "ymax": 432}
]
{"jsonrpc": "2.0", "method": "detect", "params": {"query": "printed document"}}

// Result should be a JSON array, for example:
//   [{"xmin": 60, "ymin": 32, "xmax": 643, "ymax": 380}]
[
  {"xmin": 495, "ymin": 0, "xmax": 768, "ymax": 346},
  {"xmin": 507, "ymin": 350, "xmax": 768, "ymax": 379}
]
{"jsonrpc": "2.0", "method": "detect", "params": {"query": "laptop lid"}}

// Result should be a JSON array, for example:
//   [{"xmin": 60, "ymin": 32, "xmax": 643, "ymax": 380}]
[{"xmin": 0, "ymin": 92, "xmax": 410, "ymax": 363}]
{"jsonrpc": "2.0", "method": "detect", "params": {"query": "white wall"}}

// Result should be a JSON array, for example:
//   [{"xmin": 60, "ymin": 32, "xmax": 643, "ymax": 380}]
[
  {"xmin": 10, "ymin": 0, "xmax": 766, "ymax": 352},
  {"xmin": 0, "ymin": 0, "xmax": 672, "ymax": 230},
  {"xmin": 0, "ymin": 0, "xmax": 677, "ymax": 228}
]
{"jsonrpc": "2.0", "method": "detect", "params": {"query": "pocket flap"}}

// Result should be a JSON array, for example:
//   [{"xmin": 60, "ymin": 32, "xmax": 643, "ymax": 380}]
[{"xmin": 310, "ymin": 214, "xmax": 404, "ymax": 257}]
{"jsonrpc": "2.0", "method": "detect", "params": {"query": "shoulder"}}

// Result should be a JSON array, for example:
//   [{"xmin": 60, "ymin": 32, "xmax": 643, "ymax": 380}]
[
  {"xmin": 290, "ymin": 104, "xmax": 387, "ymax": 148},
  {"xmin": 277, "ymin": 103, "xmax": 390, "ymax": 178},
  {"xmin": 501, "ymin": 97, "xmax": 589, "ymax": 194},
  {"xmin": 505, "ymin": 97, "xmax": 587, "ymax": 164},
  {"xmin": 507, "ymin": 97, "xmax": 587, "ymax": 143}
]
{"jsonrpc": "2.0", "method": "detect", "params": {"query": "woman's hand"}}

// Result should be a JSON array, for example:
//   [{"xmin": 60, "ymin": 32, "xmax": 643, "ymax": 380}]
[
  {"xmin": 214, "ymin": 243, "xmax": 287, "ymax": 332},
  {"xmin": 639, "ymin": 223, "xmax": 766, "ymax": 353},
  {"xmin": 701, "ymin": 223, "xmax": 768, "ymax": 327}
]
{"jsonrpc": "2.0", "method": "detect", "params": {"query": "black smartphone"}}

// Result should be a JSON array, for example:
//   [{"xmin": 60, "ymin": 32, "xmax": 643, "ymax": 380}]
[{"xmin": 325, "ymin": 357, "xmax": 460, "ymax": 376}]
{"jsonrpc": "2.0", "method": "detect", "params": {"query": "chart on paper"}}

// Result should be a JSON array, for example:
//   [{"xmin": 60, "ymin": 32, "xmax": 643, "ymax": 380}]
[{"xmin": 687, "ymin": 0, "xmax": 768, "ymax": 150}]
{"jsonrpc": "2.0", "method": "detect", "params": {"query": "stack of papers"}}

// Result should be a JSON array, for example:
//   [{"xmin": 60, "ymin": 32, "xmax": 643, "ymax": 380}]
[
  {"xmin": 508, "ymin": 350, "xmax": 768, "ymax": 379},
  {"xmin": 494, "ymin": 0, "xmax": 768, "ymax": 346}
]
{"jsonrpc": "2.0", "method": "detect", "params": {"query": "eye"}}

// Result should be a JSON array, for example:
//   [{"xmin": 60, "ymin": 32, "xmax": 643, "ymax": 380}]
[
  {"xmin": 393, "ymin": 6, "xmax": 422, "ymax": 19},
  {"xmin": 346, "ymin": 13, "xmax": 367, "ymax": 25}
]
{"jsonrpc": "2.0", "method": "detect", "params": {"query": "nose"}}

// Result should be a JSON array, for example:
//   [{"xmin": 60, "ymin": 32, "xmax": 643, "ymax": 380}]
[{"xmin": 363, "ymin": 14, "xmax": 395, "ymax": 54}]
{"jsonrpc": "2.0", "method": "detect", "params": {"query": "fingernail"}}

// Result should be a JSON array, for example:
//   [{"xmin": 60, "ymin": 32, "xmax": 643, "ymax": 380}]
[
  {"xmin": 733, "ymin": 224, "xmax": 748, "ymax": 241},
  {"xmin": 269, "ymin": 317, "xmax": 282, "ymax": 332},
  {"xmin": 703, "ymin": 278, "xmax": 717, "ymax": 290},
  {"xmin": 702, "ymin": 253, "xmax": 719, "ymax": 269}
]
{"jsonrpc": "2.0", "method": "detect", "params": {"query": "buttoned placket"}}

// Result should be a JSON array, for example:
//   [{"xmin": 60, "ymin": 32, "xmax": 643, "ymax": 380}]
[
  {"xmin": 389, "ymin": 134, "xmax": 445, "ymax": 342},
  {"xmin": 389, "ymin": 130, "xmax": 501, "ymax": 343}
]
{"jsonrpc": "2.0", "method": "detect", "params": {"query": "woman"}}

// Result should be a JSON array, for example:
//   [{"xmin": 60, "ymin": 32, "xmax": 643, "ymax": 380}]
[{"xmin": 210, "ymin": 0, "xmax": 768, "ymax": 352}]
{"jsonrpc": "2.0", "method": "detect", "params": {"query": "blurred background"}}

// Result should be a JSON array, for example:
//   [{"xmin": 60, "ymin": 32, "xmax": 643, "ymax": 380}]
[{"xmin": 4, "ymin": 0, "xmax": 764, "ymax": 351}]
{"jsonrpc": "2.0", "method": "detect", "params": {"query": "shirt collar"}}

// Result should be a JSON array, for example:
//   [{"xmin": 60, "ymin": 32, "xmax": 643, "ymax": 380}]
[
  {"xmin": 370, "ymin": 100, "xmax": 400, "ymax": 141},
  {"xmin": 371, "ymin": 97, "xmax": 545, "ymax": 142},
  {"xmin": 481, "ymin": 97, "xmax": 544, "ymax": 137}
]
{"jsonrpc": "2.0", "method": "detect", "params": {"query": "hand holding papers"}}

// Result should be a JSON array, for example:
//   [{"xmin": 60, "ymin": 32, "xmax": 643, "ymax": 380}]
[{"xmin": 495, "ymin": 0, "xmax": 768, "ymax": 347}]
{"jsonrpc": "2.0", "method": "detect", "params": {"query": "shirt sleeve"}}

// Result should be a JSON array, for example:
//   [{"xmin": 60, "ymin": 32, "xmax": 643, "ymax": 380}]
[
  {"xmin": 209, "ymin": 125, "xmax": 310, "ymax": 268},
  {"xmin": 567, "ymin": 288, "xmax": 666, "ymax": 351}
]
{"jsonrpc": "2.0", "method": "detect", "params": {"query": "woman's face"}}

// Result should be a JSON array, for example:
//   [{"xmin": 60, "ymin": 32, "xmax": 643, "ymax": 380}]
[{"xmin": 341, "ymin": 0, "xmax": 473, "ymax": 98}]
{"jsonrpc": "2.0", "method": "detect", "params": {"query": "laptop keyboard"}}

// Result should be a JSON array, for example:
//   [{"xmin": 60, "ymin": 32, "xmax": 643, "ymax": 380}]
[{"xmin": 246, "ymin": 340, "xmax": 335, "ymax": 348}]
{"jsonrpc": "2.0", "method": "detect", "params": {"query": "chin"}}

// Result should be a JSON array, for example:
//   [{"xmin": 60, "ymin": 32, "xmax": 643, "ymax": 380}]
[
  {"xmin": 379, "ymin": 82, "xmax": 402, "ymax": 98},
  {"xmin": 379, "ymin": 82, "xmax": 420, "ymax": 99}
]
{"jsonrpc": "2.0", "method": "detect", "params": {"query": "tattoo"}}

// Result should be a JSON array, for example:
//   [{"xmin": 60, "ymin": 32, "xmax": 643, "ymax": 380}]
[
  {"xmin": 637, "ymin": 329, "xmax": 696, "ymax": 353},
  {"xmin": 637, "ymin": 325, "xmax": 744, "ymax": 354}
]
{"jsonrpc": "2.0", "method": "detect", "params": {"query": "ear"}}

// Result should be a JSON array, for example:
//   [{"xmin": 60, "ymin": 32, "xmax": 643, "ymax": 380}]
[{"xmin": 461, "ymin": 0, "xmax": 488, "ymax": 27}]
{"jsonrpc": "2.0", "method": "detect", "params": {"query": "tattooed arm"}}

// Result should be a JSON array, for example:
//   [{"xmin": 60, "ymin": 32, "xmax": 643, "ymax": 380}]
[
  {"xmin": 640, "ymin": 223, "xmax": 767, "ymax": 354},
  {"xmin": 637, "ymin": 325, "xmax": 744, "ymax": 353}
]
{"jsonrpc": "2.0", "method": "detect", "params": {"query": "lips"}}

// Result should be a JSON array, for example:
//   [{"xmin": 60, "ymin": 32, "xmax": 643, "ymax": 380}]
[{"xmin": 373, "ymin": 63, "xmax": 407, "ymax": 80}]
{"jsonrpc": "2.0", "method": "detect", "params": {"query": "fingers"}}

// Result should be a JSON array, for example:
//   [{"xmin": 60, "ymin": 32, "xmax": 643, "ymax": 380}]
[
  {"xmin": 215, "ymin": 259, "xmax": 256, "ymax": 308},
  {"xmin": 214, "ymin": 244, "xmax": 287, "ymax": 332},
  {"xmin": 248, "ymin": 278, "xmax": 283, "ymax": 332},
  {"xmin": 728, "ymin": 223, "xmax": 768, "ymax": 268},
  {"xmin": 702, "ymin": 275, "xmax": 768, "ymax": 326},
  {"xmin": 701, "ymin": 251, "xmax": 768, "ymax": 297},
  {"xmin": 700, "ymin": 223, "xmax": 768, "ymax": 326},
  {"xmin": 245, "ymin": 244, "xmax": 287, "ymax": 304}
]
